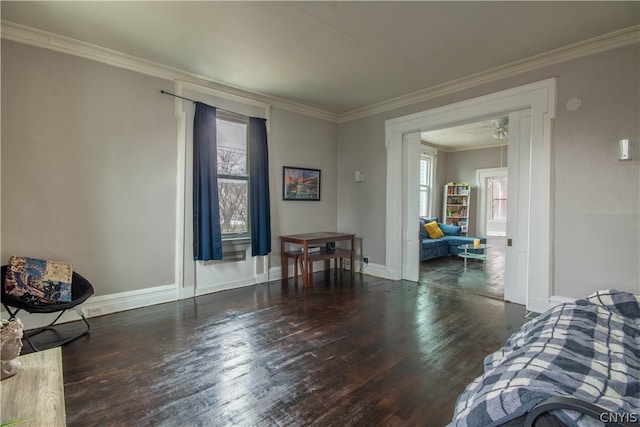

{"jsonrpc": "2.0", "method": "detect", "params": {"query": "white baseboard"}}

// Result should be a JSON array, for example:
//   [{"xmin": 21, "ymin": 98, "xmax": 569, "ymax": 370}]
[
  {"xmin": 195, "ymin": 277, "xmax": 258, "ymax": 296},
  {"xmin": 549, "ymin": 295, "xmax": 576, "ymax": 305},
  {"xmin": 4, "ymin": 284, "xmax": 179, "ymax": 331},
  {"xmin": 256, "ymin": 272, "xmax": 270, "ymax": 284},
  {"xmin": 269, "ymin": 266, "xmax": 283, "ymax": 281},
  {"xmin": 528, "ymin": 294, "xmax": 575, "ymax": 314},
  {"xmin": 359, "ymin": 262, "xmax": 390, "ymax": 279}
]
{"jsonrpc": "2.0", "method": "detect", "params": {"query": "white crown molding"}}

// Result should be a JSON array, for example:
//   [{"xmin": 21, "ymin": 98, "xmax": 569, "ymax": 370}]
[
  {"xmin": 2, "ymin": 20, "xmax": 637, "ymax": 124},
  {"xmin": 0, "ymin": 20, "xmax": 339, "ymax": 123},
  {"xmin": 428, "ymin": 142, "xmax": 509, "ymax": 153},
  {"xmin": 338, "ymin": 25, "xmax": 640, "ymax": 123}
]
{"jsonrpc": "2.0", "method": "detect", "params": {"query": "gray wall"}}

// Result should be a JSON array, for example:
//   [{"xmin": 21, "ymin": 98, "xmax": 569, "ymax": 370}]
[
  {"xmin": 336, "ymin": 114, "xmax": 387, "ymax": 261},
  {"xmin": 337, "ymin": 44, "xmax": 640, "ymax": 298},
  {"xmin": 269, "ymin": 108, "xmax": 338, "ymax": 257},
  {"xmin": 1, "ymin": 40, "xmax": 177, "ymax": 295}
]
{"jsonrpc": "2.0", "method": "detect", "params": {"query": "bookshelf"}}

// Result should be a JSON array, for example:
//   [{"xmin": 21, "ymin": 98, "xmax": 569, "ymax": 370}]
[{"xmin": 443, "ymin": 183, "xmax": 471, "ymax": 235}]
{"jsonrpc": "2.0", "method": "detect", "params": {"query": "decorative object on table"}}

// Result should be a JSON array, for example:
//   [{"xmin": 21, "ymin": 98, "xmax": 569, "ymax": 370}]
[
  {"xmin": 1, "ymin": 318, "xmax": 24, "ymax": 380},
  {"xmin": 282, "ymin": 166, "xmax": 321, "ymax": 201}
]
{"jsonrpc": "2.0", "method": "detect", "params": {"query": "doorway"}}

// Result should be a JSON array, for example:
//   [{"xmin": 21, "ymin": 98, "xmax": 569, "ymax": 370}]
[
  {"xmin": 385, "ymin": 78, "xmax": 557, "ymax": 312},
  {"xmin": 477, "ymin": 167, "xmax": 508, "ymax": 237},
  {"xmin": 418, "ymin": 125, "xmax": 509, "ymax": 299}
]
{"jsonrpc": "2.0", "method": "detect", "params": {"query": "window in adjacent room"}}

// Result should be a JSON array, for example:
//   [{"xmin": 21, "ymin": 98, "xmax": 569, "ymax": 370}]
[
  {"xmin": 419, "ymin": 147, "xmax": 436, "ymax": 218},
  {"xmin": 489, "ymin": 176, "xmax": 508, "ymax": 222},
  {"xmin": 216, "ymin": 111, "xmax": 249, "ymax": 239}
]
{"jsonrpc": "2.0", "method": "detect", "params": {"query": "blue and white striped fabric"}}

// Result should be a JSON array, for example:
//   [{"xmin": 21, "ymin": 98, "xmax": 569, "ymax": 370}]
[{"xmin": 449, "ymin": 289, "xmax": 640, "ymax": 427}]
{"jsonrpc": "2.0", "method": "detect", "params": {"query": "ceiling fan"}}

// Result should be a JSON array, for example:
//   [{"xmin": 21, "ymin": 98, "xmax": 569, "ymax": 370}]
[{"xmin": 492, "ymin": 117, "xmax": 509, "ymax": 140}]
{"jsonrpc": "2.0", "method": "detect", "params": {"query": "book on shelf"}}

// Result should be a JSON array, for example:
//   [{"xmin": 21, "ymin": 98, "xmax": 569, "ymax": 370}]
[{"xmin": 302, "ymin": 246, "xmax": 321, "ymax": 253}]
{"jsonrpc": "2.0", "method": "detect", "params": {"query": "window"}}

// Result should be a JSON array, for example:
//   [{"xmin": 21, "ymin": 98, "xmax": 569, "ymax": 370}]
[
  {"xmin": 489, "ymin": 177, "xmax": 508, "ymax": 221},
  {"xmin": 216, "ymin": 112, "xmax": 249, "ymax": 239},
  {"xmin": 419, "ymin": 148, "xmax": 436, "ymax": 218}
]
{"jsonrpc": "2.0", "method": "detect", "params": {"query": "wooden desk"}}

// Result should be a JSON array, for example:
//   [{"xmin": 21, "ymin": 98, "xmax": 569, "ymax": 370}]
[
  {"xmin": 280, "ymin": 232, "xmax": 355, "ymax": 287},
  {"xmin": 1, "ymin": 347, "xmax": 66, "ymax": 426}
]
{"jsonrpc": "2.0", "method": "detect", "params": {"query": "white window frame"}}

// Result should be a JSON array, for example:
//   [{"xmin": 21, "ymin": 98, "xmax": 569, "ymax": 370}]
[
  {"xmin": 419, "ymin": 145, "xmax": 437, "ymax": 218},
  {"xmin": 173, "ymin": 80, "xmax": 271, "ymax": 298},
  {"xmin": 216, "ymin": 110, "xmax": 251, "ymax": 241}
]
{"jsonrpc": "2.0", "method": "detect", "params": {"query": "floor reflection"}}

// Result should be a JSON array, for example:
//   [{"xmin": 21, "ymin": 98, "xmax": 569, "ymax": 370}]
[{"xmin": 419, "ymin": 237, "xmax": 506, "ymax": 300}]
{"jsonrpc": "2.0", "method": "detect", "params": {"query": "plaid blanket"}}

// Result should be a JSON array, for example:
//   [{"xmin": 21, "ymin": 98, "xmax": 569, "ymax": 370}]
[{"xmin": 449, "ymin": 289, "xmax": 640, "ymax": 427}]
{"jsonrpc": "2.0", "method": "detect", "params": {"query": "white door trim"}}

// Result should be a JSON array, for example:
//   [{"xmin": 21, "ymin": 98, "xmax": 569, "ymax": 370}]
[
  {"xmin": 385, "ymin": 78, "xmax": 556, "ymax": 313},
  {"xmin": 403, "ymin": 132, "xmax": 422, "ymax": 282}
]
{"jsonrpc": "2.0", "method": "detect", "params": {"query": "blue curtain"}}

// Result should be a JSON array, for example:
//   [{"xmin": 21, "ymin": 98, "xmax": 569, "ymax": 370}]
[
  {"xmin": 249, "ymin": 117, "xmax": 271, "ymax": 256},
  {"xmin": 193, "ymin": 102, "xmax": 223, "ymax": 261}
]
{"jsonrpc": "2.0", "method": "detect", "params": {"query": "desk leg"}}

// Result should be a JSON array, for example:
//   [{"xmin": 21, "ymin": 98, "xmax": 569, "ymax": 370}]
[
  {"xmin": 281, "ymin": 240, "xmax": 288, "ymax": 281},
  {"xmin": 307, "ymin": 257, "xmax": 314, "ymax": 287},
  {"xmin": 301, "ymin": 244, "xmax": 310, "ymax": 287},
  {"xmin": 350, "ymin": 236, "xmax": 355, "ymax": 279}
]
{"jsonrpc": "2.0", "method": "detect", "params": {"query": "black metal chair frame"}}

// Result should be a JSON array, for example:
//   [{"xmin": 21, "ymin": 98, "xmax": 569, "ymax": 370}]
[
  {"xmin": 524, "ymin": 397, "xmax": 637, "ymax": 427},
  {"xmin": 1, "ymin": 265, "xmax": 94, "ymax": 352}
]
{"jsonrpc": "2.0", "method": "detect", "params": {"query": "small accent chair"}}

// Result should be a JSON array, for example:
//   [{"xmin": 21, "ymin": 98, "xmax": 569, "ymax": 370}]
[{"xmin": 1, "ymin": 265, "xmax": 95, "ymax": 352}]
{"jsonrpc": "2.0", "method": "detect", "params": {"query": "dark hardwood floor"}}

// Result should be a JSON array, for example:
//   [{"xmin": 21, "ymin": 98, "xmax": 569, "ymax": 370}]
[
  {"xmin": 25, "ymin": 271, "xmax": 528, "ymax": 426},
  {"xmin": 419, "ymin": 237, "xmax": 506, "ymax": 301}
]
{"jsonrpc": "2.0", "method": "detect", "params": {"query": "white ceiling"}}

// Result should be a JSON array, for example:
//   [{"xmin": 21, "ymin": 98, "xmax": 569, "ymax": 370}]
[
  {"xmin": 421, "ymin": 118, "xmax": 507, "ymax": 151},
  {"xmin": 2, "ymin": 1, "xmax": 639, "ymax": 147}
]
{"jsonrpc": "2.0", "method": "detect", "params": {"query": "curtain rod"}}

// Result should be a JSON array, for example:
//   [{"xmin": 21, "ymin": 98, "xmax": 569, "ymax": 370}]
[
  {"xmin": 160, "ymin": 90, "xmax": 263, "ymax": 120},
  {"xmin": 160, "ymin": 90, "xmax": 197, "ymax": 104}
]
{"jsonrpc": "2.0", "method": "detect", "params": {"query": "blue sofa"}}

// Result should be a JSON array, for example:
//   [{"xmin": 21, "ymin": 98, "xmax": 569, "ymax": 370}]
[{"xmin": 419, "ymin": 217, "xmax": 487, "ymax": 262}]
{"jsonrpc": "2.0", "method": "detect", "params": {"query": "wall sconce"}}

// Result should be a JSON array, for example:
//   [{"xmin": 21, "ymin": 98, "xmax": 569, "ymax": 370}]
[
  {"xmin": 618, "ymin": 139, "xmax": 632, "ymax": 161},
  {"xmin": 354, "ymin": 171, "xmax": 364, "ymax": 182}
]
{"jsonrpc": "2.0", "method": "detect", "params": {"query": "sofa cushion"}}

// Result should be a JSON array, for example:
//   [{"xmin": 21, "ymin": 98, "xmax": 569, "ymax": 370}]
[
  {"xmin": 419, "ymin": 217, "xmax": 439, "ymax": 239},
  {"xmin": 425, "ymin": 221, "xmax": 444, "ymax": 239},
  {"xmin": 439, "ymin": 223, "xmax": 461, "ymax": 236}
]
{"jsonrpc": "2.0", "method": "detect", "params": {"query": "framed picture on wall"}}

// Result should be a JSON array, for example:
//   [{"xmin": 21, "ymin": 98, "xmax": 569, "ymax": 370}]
[{"xmin": 282, "ymin": 166, "xmax": 321, "ymax": 201}]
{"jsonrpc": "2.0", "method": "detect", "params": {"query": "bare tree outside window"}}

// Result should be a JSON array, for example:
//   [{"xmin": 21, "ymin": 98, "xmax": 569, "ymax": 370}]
[
  {"xmin": 217, "ymin": 117, "xmax": 249, "ymax": 236},
  {"xmin": 489, "ymin": 177, "xmax": 508, "ymax": 221}
]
